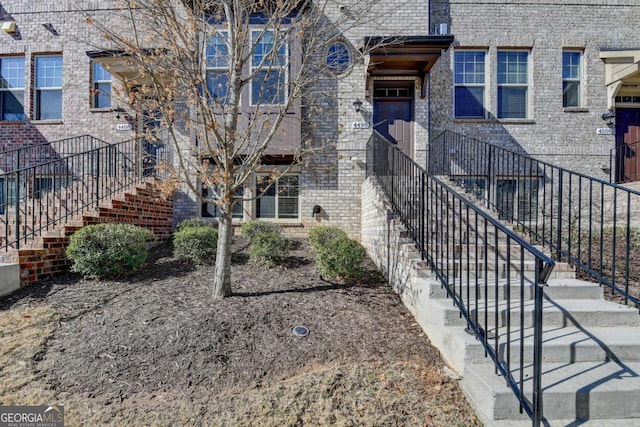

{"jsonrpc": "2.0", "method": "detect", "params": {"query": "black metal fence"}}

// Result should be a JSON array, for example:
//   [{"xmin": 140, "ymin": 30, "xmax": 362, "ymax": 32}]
[
  {"xmin": 0, "ymin": 136, "xmax": 170, "ymax": 251},
  {"xmin": 367, "ymin": 131, "xmax": 555, "ymax": 426},
  {"xmin": 429, "ymin": 130, "xmax": 640, "ymax": 310}
]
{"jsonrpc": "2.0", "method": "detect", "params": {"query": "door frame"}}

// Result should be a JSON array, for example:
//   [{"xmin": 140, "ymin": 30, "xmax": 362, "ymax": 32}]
[{"xmin": 372, "ymin": 80, "xmax": 415, "ymax": 158}]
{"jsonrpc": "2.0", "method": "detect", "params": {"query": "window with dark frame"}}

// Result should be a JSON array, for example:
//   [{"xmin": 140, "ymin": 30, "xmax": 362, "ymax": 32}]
[
  {"xmin": 0, "ymin": 56, "xmax": 25, "ymax": 121},
  {"xmin": 454, "ymin": 51, "xmax": 485, "ymax": 119},
  {"xmin": 92, "ymin": 62, "xmax": 111, "ymax": 108},
  {"xmin": 34, "ymin": 55, "xmax": 63, "ymax": 120}
]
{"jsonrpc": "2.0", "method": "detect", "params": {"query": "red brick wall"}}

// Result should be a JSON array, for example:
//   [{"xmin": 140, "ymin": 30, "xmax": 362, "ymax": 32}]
[{"xmin": 14, "ymin": 180, "xmax": 173, "ymax": 284}]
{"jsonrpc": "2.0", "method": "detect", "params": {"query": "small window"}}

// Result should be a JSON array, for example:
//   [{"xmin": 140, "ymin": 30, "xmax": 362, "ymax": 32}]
[
  {"xmin": 35, "ymin": 55, "xmax": 63, "ymax": 120},
  {"xmin": 454, "ymin": 51, "xmax": 485, "ymax": 118},
  {"xmin": 256, "ymin": 175, "xmax": 299, "ymax": 219},
  {"xmin": 205, "ymin": 31, "xmax": 230, "ymax": 105},
  {"xmin": 459, "ymin": 177, "xmax": 487, "ymax": 200},
  {"xmin": 0, "ymin": 56, "xmax": 25, "ymax": 121},
  {"xmin": 497, "ymin": 51, "xmax": 528, "ymax": 119},
  {"xmin": 496, "ymin": 178, "xmax": 539, "ymax": 221},
  {"xmin": 92, "ymin": 62, "xmax": 111, "ymax": 108},
  {"xmin": 0, "ymin": 177, "xmax": 21, "ymax": 214},
  {"xmin": 201, "ymin": 185, "xmax": 244, "ymax": 219},
  {"xmin": 326, "ymin": 42, "xmax": 350, "ymax": 73},
  {"xmin": 563, "ymin": 51, "xmax": 582, "ymax": 108},
  {"xmin": 251, "ymin": 30, "xmax": 288, "ymax": 105}
]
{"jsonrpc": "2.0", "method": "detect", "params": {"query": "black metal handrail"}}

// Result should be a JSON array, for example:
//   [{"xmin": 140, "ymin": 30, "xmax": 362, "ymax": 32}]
[
  {"xmin": 0, "ymin": 137, "xmax": 164, "ymax": 251},
  {"xmin": 429, "ymin": 130, "xmax": 640, "ymax": 310},
  {"xmin": 0, "ymin": 135, "xmax": 112, "ymax": 173},
  {"xmin": 611, "ymin": 139, "xmax": 640, "ymax": 184},
  {"xmin": 367, "ymin": 131, "xmax": 555, "ymax": 426}
]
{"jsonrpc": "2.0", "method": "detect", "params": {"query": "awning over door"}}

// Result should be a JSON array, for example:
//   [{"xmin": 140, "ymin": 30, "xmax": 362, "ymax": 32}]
[
  {"xmin": 364, "ymin": 35, "xmax": 454, "ymax": 98},
  {"xmin": 87, "ymin": 49, "xmax": 171, "ymax": 87},
  {"xmin": 600, "ymin": 49, "xmax": 640, "ymax": 109}
]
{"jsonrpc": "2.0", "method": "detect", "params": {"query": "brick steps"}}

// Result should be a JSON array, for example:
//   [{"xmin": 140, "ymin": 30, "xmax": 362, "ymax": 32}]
[{"xmin": 1, "ymin": 179, "xmax": 172, "ymax": 286}]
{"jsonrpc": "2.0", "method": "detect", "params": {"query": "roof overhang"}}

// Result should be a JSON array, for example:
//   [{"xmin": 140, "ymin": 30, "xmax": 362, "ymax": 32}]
[
  {"xmin": 600, "ymin": 48, "xmax": 640, "ymax": 109},
  {"xmin": 87, "ymin": 49, "xmax": 170, "ymax": 87},
  {"xmin": 363, "ymin": 35, "xmax": 454, "ymax": 98}
]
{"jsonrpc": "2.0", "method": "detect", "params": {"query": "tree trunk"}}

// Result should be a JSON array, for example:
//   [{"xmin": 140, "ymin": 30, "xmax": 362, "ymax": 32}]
[{"xmin": 212, "ymin": 210, "xmax": 233, "ymax": 299}]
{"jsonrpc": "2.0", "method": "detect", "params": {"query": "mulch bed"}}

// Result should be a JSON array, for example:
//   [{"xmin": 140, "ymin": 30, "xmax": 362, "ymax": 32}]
[{"xmin": 1, "ymin": 237, "xmax": 479, "ymax": 425}]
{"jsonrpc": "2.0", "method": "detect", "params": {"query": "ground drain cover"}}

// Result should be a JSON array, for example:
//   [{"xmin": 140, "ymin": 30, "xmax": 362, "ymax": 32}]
[{"xmin": 292, "ymin": 325, "xmax": 309, "ymax": 337}]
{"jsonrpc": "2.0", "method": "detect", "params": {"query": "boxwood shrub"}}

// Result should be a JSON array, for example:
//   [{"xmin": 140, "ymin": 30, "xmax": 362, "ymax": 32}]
[
  {"xmin": 315, "ymin": 236, "xmax": 366, "ymax": 280},
  {"xmin": 249, "ymin": 231, "xmax": 289, "ymax": 268},
  {"xmin": 308, "ymin": 226, "xmax": 348, "ymax": 254},
  {"xmin": 66, "ymin": 223, "xmax": 154, "ymax": 280},
  {"xmin": 173, "ymin": 225, "xmax": 218, "ymax": 265},
  {"xmin": 240, "ymin": 220, "xmax": 283, "ymax": 242}
]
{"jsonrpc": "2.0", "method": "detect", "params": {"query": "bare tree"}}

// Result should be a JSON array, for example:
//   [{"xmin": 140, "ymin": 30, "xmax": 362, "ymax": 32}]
[{"xmin": 84, "ymin": 0, "xmax": 396, "ymax": 298}]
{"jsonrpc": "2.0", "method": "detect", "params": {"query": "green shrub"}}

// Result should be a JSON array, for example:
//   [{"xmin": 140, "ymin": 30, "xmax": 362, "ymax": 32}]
[
  {"xmin": 240, "ymin": 220, "xmax": 282, "ymax": 242},
  {"xmin": 66, "ymin": 223, "xmax": 154, "ymax": 280},
  {"xmin": 316, "ymin": 237, "xmax": 366, "ymax": 280},
  {"xmin": 308, "ymin": 226, "xmax": 348, "ymax": 254},
  {"xmin": 173, "ymin": 226, "xmax": 218, "ymax": 265},
  {"xmin": 249, "ymin": 231, "xmax": 289, "ymax": 267},
  {"xmin": 175, "ymin": 218, "xmax": 214, "ymax": 231}
]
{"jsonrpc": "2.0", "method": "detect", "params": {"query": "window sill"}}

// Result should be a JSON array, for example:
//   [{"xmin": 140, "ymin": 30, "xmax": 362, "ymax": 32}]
[
  {"xmin": 0, "ymin": 120, "xmax": 27, "ymax": 126},
  {"xmin": 31, "ymin": 120, "xmax": 63, "ymax": 125},
  {"xmin": 90, "ymin": 107, "xmax": 114, "ymax": 113},
  {"xmin": 454, "ymin": 118, "xmax": 492, "ymax": 124},
  {"xmin": 563, "ymin": 107, "xmax": 589, "ymax": 113},
  {"xmin": 497, "ymin": 119, "xmax": 536, "ymax": 125}
]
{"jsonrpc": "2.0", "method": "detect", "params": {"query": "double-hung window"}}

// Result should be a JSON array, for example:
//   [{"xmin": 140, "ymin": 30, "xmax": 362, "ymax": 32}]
[
  {"xmin": 497, "ymin": 51, "xmax": 529, "ymax": 119},
  {"xmin": 563, "ymin": 51, "xmax": 582, "ymax": 108},
  {"xmin": 202, "ymin": 184, "xmax": 244, "ymax": 219},
  {"xmin": 251, "ymin": 30, "xmax": 287, "ymax": 105},
  {"xmin": 92, "ymin": 62, "xmax": 111, "ymax": 108},
  {"xmin": 256, "ymin": 175, "xmax": 299, "ymax": 219},
  {"xmin": 205, "ymin": 31, "xmax": 230, "ymax": 104},
  {"xmin": 35, "ymin": 55, "xmax": 63, "ymax": 120},
  {"xmin": 0, "ymin": 56, "xmax": 25, "ymax": 121},
  {"xmin": 454, "ymin": 51, "xmax": 485, "ymax": 118}
]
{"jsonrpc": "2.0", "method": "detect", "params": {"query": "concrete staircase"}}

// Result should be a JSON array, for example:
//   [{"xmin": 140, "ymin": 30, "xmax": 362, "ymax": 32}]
[
  {"xmin": 396, "ymin": 231, "xmax": 640, "ymax": 426},
  {"xmin": 361, "ymin": 177, "xmax": 640, "ymax": 426}
]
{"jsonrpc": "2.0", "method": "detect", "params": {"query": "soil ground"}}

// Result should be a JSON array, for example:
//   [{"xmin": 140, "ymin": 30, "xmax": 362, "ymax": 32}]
[{"xmin": 0, "ymin": 237, "xmax": 480, "ymax": 426}]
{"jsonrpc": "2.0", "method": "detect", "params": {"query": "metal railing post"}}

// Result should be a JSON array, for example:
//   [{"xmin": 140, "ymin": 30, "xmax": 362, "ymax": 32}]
[
  {"xmin": 532, "ymin": 258, "xmax": 544, "ymax": 427},
  {"xmin": 95, "ymin": 151, "xmax": 100, "ymax": 209},
  {"xmin": 14, "ymin": 171, "xmax": 20, "ymax": 249},
  {"xmin": 556, "ymin": 170, "xmax": 563, "ymax": 261}
]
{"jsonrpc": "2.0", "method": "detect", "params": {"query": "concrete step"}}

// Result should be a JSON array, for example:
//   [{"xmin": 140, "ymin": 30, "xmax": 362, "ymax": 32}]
[
  {"xmin": 474, "ymin": 325, "xmax": 640, "ymax": 365},
  {"xmin": 0, "ymin": 263, "xmax": 20, "ymax": 297},
  {"xmin": 493, "ymin": 419, "xmax": 640, "ymax": 427},
  {"xmin": 438, "ymin": 298, "xmax": 640, "ymax": 328},
  {"xmin": 464, "ymin": 360, "xmax": 640, "ymax": 423},
  {"xmin": 429, "ymin": 259, "xmax": 575, "ymax": 280},
  {"xmin": 427, "ymin": 277, "xmax": 603, "ymax": 301}
]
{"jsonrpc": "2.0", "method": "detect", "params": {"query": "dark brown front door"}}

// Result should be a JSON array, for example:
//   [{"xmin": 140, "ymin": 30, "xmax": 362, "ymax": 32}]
[
  {"xmin": 615, "ymin": 109, "xmax": 640, "ymax": 183},
  {"xmin": 373, "ymin": 83, "xmax": 414, "ymax": 158}
]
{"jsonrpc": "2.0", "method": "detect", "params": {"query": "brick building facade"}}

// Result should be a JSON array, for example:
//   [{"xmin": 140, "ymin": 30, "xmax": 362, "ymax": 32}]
[{"xmin": 1, "ymin": 0, "xmax": 638, "ymax": 238}]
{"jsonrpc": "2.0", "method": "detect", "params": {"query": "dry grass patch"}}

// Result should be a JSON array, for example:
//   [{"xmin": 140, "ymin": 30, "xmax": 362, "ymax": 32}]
[{"xmin": 0, "ymin": 305, "xmax": 57, "ymax": 407}]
